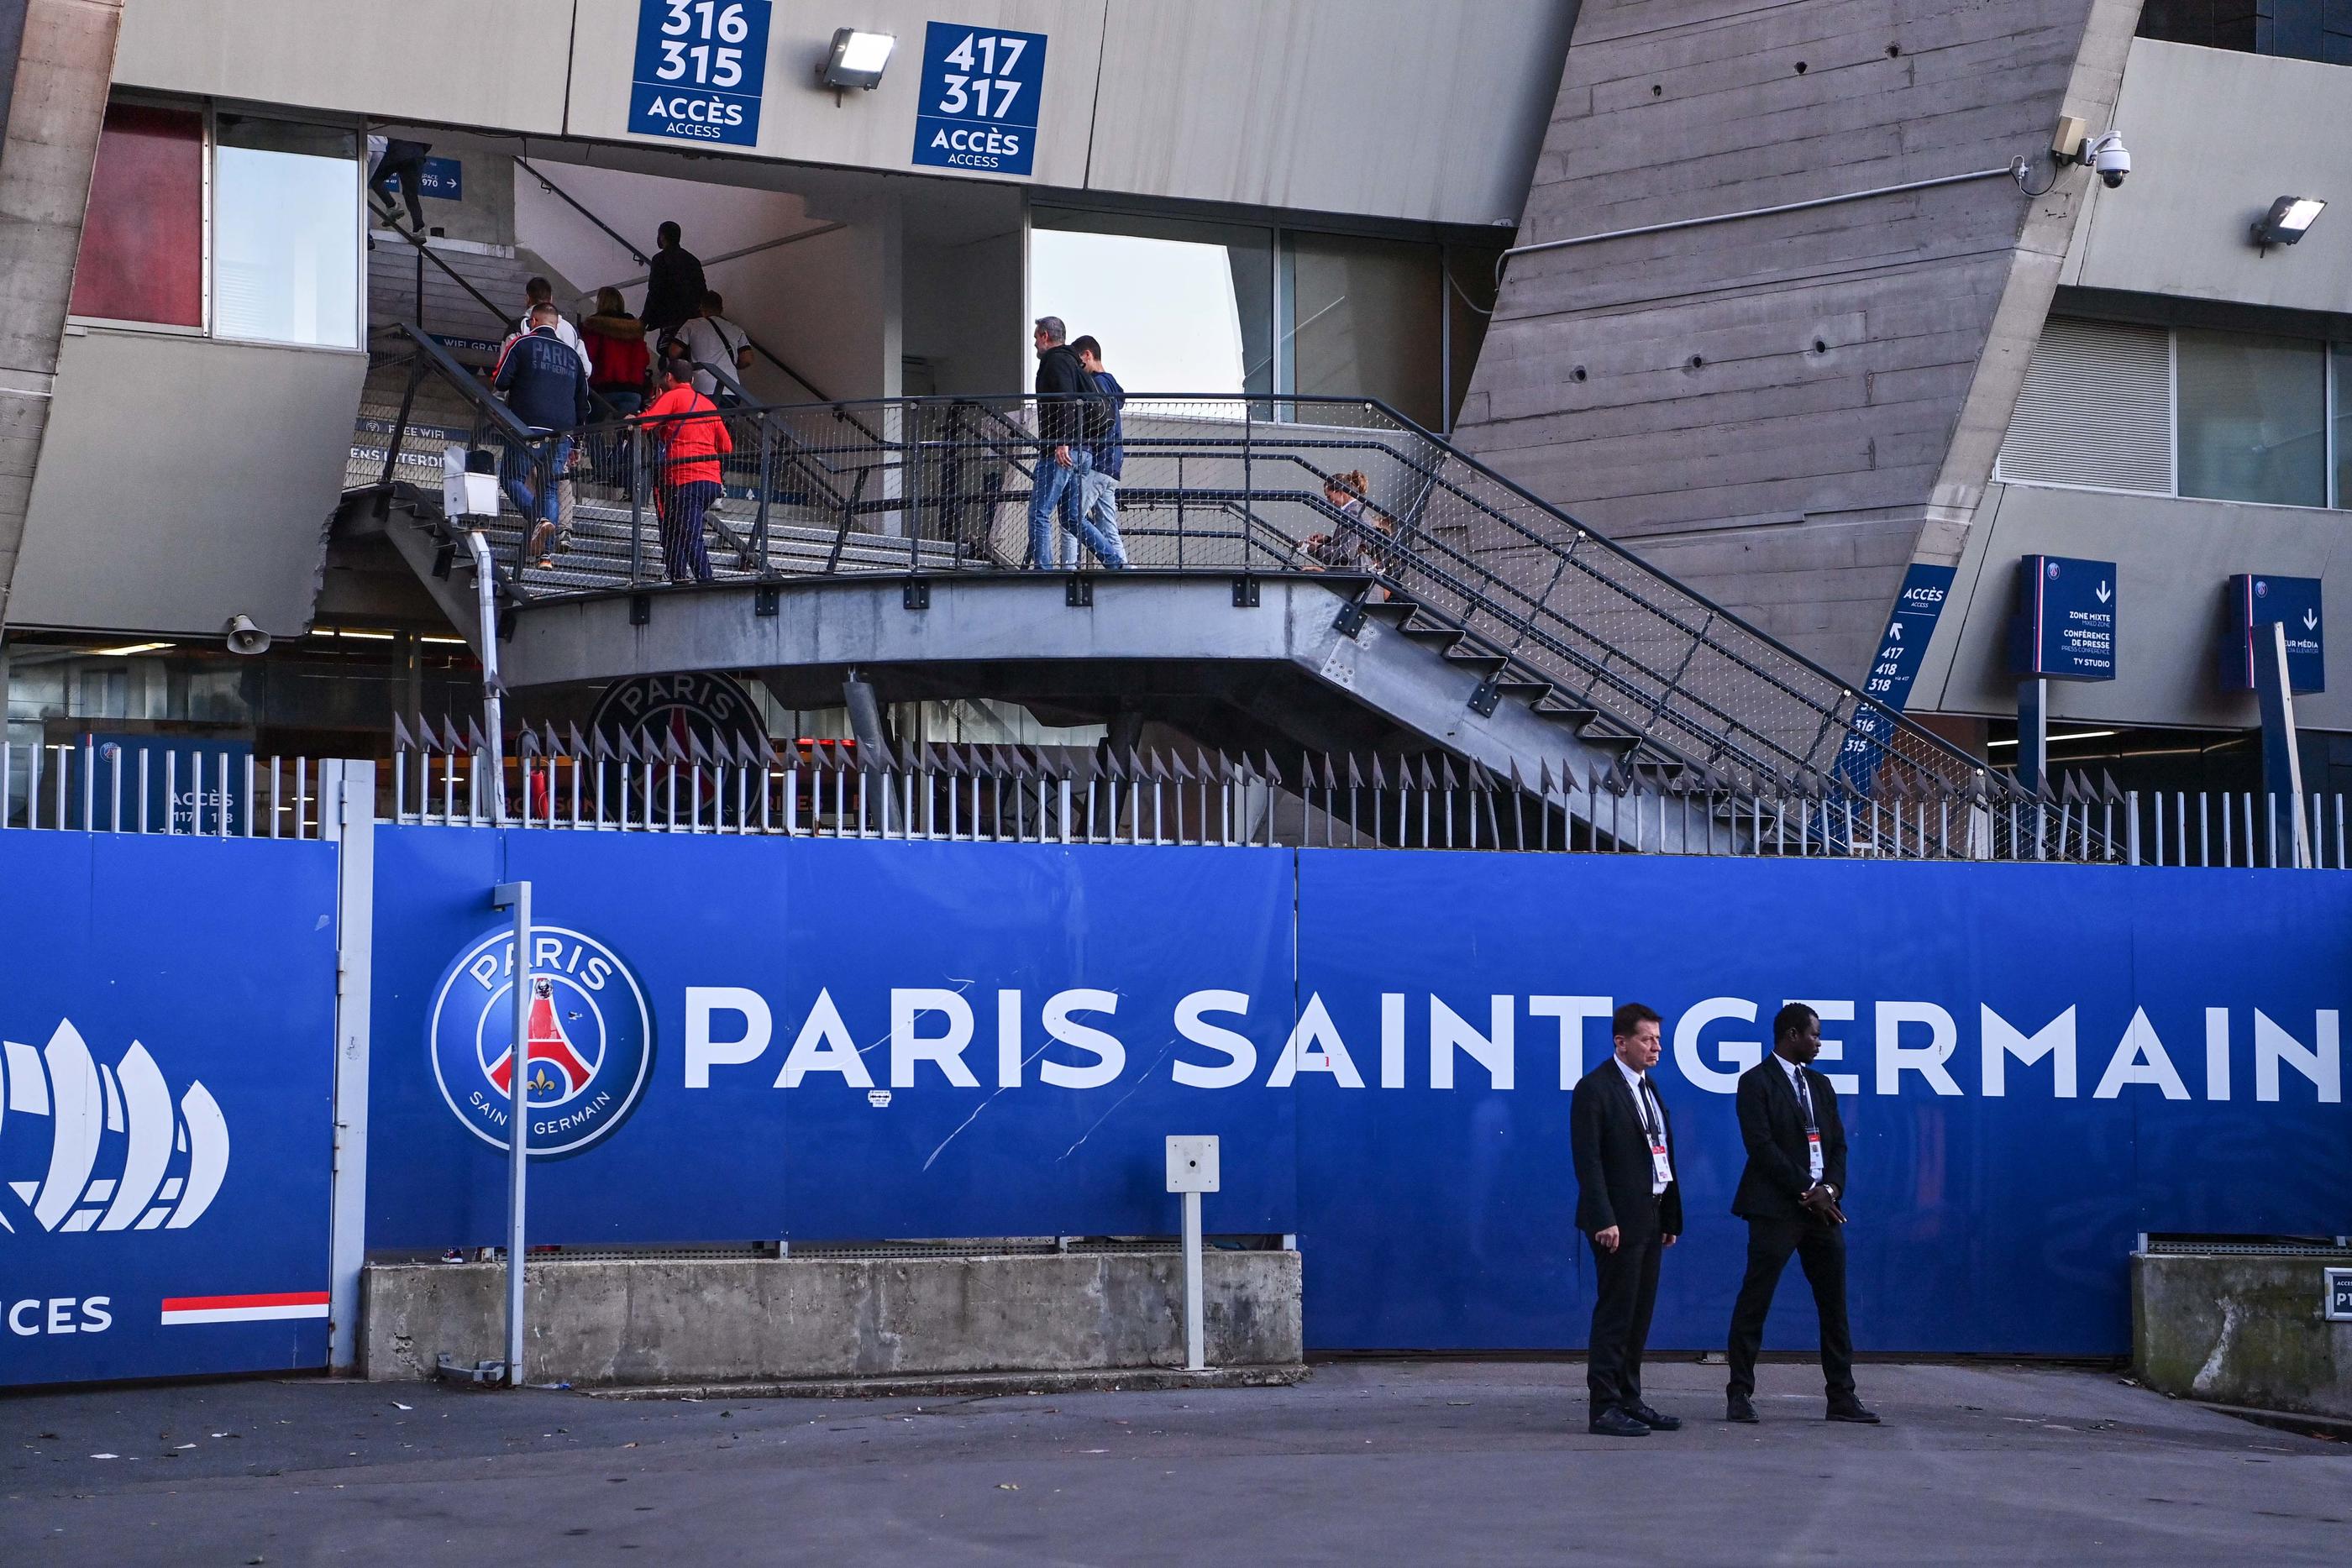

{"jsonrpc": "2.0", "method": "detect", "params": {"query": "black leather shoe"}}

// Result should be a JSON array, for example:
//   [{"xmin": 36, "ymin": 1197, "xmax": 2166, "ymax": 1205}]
[
  {"xmin": 1627, "ymin": 1401, "xmax": 1681, "ymax": 1431},
  {"xmin": 1826, "ymin": 1402, "xmax": 1882, "ymax": 1424},
  {"xmin": 1588, "ymin": 1406, "xmax": 1651, "ymax": 1437},
  {"xmin": 1725, "ymin": 1393, "xmax": 1759, "ymax": 1424}
]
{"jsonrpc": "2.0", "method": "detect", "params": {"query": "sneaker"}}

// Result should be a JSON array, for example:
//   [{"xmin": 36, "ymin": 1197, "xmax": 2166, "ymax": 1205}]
[
  {"xmin": 1588, "ymin": 1405, "xmax": 1650, "ymax": 1438},
  {"xmin": 437, "ymin": 1248, "xmax": 465, "ymax": 1265}
]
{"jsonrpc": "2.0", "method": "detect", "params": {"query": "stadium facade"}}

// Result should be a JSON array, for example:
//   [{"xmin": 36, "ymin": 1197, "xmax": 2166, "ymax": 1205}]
[{"xmin": 1, "ymin": 0, "xmax": 2349, "ymax": 797}]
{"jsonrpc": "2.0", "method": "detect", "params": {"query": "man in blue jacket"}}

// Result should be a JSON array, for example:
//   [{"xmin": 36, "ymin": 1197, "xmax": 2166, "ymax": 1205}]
[
  {"xmin": 491, "ymin": 303, "xmax": 591, "ymax": 561},
  {"xmin": 1073, "ymin": 335, "xmax": 1130, "ymax": 569}
]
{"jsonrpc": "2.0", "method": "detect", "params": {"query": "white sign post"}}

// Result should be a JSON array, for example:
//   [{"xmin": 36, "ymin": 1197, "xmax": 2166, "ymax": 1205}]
[
  {"xmin": 1165, "ymin": 1135, "xmax": 1220, "ymax": 1372},
  {"xmin": 491, "ymin": 879, "xmax": 532, "ymax": 1386}
]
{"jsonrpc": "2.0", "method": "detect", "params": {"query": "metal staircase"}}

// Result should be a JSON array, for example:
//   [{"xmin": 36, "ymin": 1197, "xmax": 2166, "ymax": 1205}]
[{"xmin": 341, "ymin": 325, "xmax": 2050, "ymax": 856}]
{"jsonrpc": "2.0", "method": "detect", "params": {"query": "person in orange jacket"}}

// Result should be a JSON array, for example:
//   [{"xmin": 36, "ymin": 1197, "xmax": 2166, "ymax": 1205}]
[{"xmin": 640, "ymin": 358, "xmax": 733, "ymax": 583}]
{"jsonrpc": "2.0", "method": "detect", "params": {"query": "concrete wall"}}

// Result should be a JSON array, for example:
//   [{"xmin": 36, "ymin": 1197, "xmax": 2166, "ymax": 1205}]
[
  {"xmin": 362, "ymin": 1251, "xmax": 1305, "ymax": 1386},
  {"xmin": 112, "ymin": 0, "xmax": 1567, "ymax": 228},
  {"xmin": 0, "ymin": 0, "xmax": 123, "ymax": 629},
  {"xmin": 113, "ymin": 0, "xmax": 575, "ymax": 134},
  {"xmin": 2064, "ymin": 39, "xmax": 2352, "ymax": 314},
  {"xmin": 2134, "ymin": 1252, "xmax": 2352, "ymax": 1419},
  {"xmin": 1453, "ymin": 0, "xmax": 2138, "ymax": 684},
  {"xmin": 1083, "ymin": 0, "xmax": 1574, "ymax": 224},
  {"xmin": 11, "ymin": 328, "xmax": 365, "ymax": 635},
  {"xmin": 1915, "ymin": 480, "xmax": 2352, "ymax": 732}
]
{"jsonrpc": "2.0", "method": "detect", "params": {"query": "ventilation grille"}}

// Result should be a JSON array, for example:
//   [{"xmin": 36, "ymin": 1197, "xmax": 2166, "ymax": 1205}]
[{"xmin": 1996, "ymin": 317, "xmax": 2172, "ymax": 493}]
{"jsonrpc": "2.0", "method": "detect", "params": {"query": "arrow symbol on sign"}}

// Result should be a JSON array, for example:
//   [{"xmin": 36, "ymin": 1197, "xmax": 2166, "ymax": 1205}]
[
  {"xmin": 2095, "ymin": 580, "xmax": 2112, "ymax": 605},
  {"xmin": 1887, "ymin": 623, "xmax": 1903, "ymax": 641},
  {"xmin": 2305, "ymin": 608, "xmax": 2318, "ymax": 631}
]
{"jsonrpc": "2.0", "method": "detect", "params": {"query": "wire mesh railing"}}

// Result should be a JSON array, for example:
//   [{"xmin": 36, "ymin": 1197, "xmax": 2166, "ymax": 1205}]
[{"xmin": 345, "ymin": 338, "xmax": 2032, "ymax": 844}]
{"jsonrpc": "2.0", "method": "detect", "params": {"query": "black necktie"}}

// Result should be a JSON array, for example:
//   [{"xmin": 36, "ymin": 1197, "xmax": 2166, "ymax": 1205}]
[
  {"xmin": 1637, "ymin": 1077, "xmax": 1662, "ymax": 1140},
  {"xmin": 1793, "ymin": 1068, "xmax": 1815, "ymax": 1130}
]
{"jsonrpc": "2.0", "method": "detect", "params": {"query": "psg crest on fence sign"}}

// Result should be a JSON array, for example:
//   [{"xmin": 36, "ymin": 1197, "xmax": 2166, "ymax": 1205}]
[{"xmin": 428, "ymin": 926, "xmax": 654, "ymax": 1156}]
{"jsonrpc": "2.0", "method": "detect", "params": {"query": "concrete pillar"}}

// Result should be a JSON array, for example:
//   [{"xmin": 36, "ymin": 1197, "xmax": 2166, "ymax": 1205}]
[{"xmin": 0, "ymin": 0, "xmax": 124, "ymax": 630}]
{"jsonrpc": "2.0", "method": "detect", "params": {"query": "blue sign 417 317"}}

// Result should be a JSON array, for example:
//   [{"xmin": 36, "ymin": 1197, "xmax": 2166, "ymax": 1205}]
[
  {"xmin": 629, "ymin": 0, "xmax": 773, "ymax": 148},
  {"xmin": 911, "ymin": 22, "xmax": 1047, "ymax": 176},
  {"xmin": 2010, "ymin": 554, "xmax": 2118, "ymax": 681}
]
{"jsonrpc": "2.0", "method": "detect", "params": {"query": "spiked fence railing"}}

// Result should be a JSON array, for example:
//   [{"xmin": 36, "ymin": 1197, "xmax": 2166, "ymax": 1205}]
[{"xmin": 367, "ymin": 721, "xmax": 2344, "ymax": 868}]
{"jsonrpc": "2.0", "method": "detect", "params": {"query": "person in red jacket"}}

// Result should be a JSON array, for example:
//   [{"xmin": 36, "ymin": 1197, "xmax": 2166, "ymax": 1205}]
[{"xmin": 640, "ymin": 359, "xmax": 732, "ymax": 583}]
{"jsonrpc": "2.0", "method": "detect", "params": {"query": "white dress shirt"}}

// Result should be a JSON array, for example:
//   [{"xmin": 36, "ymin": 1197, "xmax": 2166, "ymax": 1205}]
[
  {"xmin": 1615, "ymin": 1056, "xmax": 1669, "ymax": 1193},
  {"xmin": 1777, "ymin": 1054, "xmax": 1833, "ymax": 1195}
]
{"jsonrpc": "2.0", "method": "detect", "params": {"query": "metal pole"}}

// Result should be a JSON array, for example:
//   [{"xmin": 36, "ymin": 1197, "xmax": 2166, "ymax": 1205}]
[
  {"xmin": 1181, "ymin": 1188, "xmax": 1205, "ymax": 1372},
  {"xmin": 491, "ymin": 878, "xmax": 533, "ymax": 1386},
  {"xmin": 465, "ymin": 529, "xmax": 510, "ymax": 822}
]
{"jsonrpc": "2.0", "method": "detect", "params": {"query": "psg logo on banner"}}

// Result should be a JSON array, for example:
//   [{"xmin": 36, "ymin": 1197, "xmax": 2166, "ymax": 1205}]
[{"xmin": 428, "ymin": 927, "xmax": 654, "ymax": 1157}]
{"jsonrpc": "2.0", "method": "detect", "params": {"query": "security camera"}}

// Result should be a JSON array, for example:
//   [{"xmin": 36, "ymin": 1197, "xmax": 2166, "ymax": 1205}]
[
  {"xmin": 2077, "ymin": 131, "xmax": 2129, "ymax": 189},
  {"xmin": 224, "ymin": 613, "xmax": 270, "ymax": 656}
]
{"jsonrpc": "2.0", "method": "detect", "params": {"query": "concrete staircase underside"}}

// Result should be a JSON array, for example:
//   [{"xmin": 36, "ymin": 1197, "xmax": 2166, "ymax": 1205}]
[{"xmin": 465, "ymin": 568, "xmax": 1708, "ymax": 842}]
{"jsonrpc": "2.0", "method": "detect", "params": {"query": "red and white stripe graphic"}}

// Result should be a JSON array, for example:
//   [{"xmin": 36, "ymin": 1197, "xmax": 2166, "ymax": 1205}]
[{"xmin": 159, "ymin": 1290, "xmax": 329, "ymax": 1326}]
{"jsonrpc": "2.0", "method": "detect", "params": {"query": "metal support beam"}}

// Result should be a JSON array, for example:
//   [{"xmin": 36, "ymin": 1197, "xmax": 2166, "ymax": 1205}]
[
  {"xmin": 490, "ymin": 878, "xmax": 532, "ymax": 1385},
  {"xmin": 2254, "ymin": 620, "xmax": 2310, "ymax": 868},
  {"xmin": 321, "ymin": 760, "xmax": 375, "ymax": 1373}
]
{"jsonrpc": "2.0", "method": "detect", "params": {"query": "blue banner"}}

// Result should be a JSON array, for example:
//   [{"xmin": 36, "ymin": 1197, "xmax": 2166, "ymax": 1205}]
[
  {"xmin": 0, "ymin": 834, "xmax": 340, "ymax": 1386},
  {"xmin": 365, "ymin": 830, "xmax": 2352, "ymax": 1356},
  {"xmin": 629, "ymin": 0, "xmax": 773, "ymax": 148},
  {"xmin": 911, "ymin": 21, "xmax": 1046, "ymax": 176}
]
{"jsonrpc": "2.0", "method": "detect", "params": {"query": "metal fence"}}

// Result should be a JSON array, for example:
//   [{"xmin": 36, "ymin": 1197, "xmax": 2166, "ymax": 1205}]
[
  {"xmin": 355, "ymin": 726, "xmax": 2344, "ymax": 867},
  {"xmin": 6, "ymin": 732, "xmax": 2342, "ymax": 867},
  {"xmin": 0, "ymin": 741, "xmax": 333, "ymax": 837},
  {"xmin": 351, "ymin": 329, "xmax": 2019, "ymax": 833}
]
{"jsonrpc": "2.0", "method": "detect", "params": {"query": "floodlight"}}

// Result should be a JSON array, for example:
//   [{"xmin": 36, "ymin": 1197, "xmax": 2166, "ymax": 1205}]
[
  {"xmin": 2252, "ymin": 196, "xmax": 2325, "ymax": 250},
  {"xmin": 819, "ymin": 29, "xmax": 895, "ymax": 90}
]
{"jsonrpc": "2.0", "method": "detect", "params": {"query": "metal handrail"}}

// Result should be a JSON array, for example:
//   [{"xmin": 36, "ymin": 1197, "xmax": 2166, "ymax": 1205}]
[{"xmin": 349, "ymin": 383, "xmax": 2011, "ymax": 811}]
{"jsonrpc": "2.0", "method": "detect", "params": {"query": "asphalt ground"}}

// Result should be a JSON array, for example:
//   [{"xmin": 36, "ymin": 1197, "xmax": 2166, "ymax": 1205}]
[{"xmin": 3, "ymin": 1360, "xmax": 2346, "ymax": 1565}]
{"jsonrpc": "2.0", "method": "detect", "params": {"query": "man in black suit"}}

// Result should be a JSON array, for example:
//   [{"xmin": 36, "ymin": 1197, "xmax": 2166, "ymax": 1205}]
[
  {"xmin": 1571, "ymin": 1002, "xmax": 1683, "ymax": 1437},
  {"xmin": 1724, "ymin": 1003, "xmax": 1881, "ymax": 1425}
]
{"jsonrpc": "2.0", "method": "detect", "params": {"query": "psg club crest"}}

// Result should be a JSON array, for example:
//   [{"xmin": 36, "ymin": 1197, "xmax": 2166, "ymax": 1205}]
[{"xmin": 428, "ymin": 927, "xmax": 653, "ymax": 1156}]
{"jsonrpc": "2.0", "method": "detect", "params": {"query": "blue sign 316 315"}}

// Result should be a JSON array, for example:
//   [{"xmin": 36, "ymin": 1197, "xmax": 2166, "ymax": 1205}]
[
  {"xmin": 2011, "ymin": 554, "xmax": 2118, "ymax": 681},
  {"xmin": 911, "ymin": 22, "xmax": 1047, "ymax": 176},
  {"xmin": 629, "ymin": 0, "xmax": 773, "ymax": 147}
]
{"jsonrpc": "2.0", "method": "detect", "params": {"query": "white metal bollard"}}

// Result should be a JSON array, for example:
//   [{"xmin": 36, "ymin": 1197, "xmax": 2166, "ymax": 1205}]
[{"xmin": 1165, "ymin": 1135, "xmax": 1221, "ymax": 1372}]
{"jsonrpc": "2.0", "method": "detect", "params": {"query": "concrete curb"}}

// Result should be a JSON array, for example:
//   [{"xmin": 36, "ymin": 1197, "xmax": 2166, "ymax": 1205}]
[{"xmin": 581, "ymin": 1363, "xmax": 1312, "ymax": 1401}]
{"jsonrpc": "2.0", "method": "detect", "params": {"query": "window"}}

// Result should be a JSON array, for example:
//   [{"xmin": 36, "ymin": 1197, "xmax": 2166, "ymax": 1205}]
[
  {"xmin": 67, "ymin": 99, "xmax": 363, "ymax": 349},
  {"xmin": 68, "ymin": 104, "xmax": 204, "ymax": 328},
  {"xmin": 2136, "ymin": 0, "xmax": 2352, "ymax": 66},
  {"xmin": 2176, "ymin": 329, "xmax": 2328, "ymax": 507},
  {"xmin": 1999, "ymin": 317, "xmax": 2349, "ymax": 511},
  {"xmin": 1280, "ymin": 232, "xmax": 1441, "ymax": 430},
  {"xmin": 1029, "ymin": 207, "xmax": 1491, "ymax": 430},
  {"xmin": 213, "ymin": 116, "xmax": 361, "ymax": 349},
  {"xmin": 1030, "ymin": 209, "xmax": 1273, "ymax": 400}
]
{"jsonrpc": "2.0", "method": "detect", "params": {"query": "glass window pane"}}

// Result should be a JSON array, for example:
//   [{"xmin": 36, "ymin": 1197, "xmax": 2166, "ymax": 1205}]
[
  {"xmin": 2176, "ymin": 328, "xmax": 2326, "ymax": 506},
  {"xmin": 1282, "ymin": 232, "xmax": 1441, "ymax": 429},
  {"xmin": 69, "ymin": 103, "xmax": 204, "ymax": 327},
  {"xmin": 2335, "ymin": 344, "xmax": 2350, "ymax": 510},
  {"xmin": 213, "ymin": 115, "xmax": 361, "ymax": 349},
  {"xmin": 1029, "ymin": 207, "xmax": 1272, "ymax": 399}
]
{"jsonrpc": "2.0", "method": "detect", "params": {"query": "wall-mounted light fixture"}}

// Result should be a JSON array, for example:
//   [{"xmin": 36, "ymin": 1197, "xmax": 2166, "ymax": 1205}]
[
  {"xmin": 2252, "ymin": 196, "xmax": 2325, "ymax": 254},
  {"xmin": 818, "ymin": 29, "xmax": 895, "ymax": 92}
]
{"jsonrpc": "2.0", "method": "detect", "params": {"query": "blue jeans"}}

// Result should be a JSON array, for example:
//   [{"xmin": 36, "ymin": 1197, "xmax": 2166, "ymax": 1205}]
[
  {"xmin": 1027, "ymin": 447, "xmax": 1126, "ymax": 569},
  {"xmin": 1082, "ymin": 470, "xmax": 1128, "ymax": 569},
  {"xmin": 501, "ymin": 433, "xmax": 574, "ymax": 527}
]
